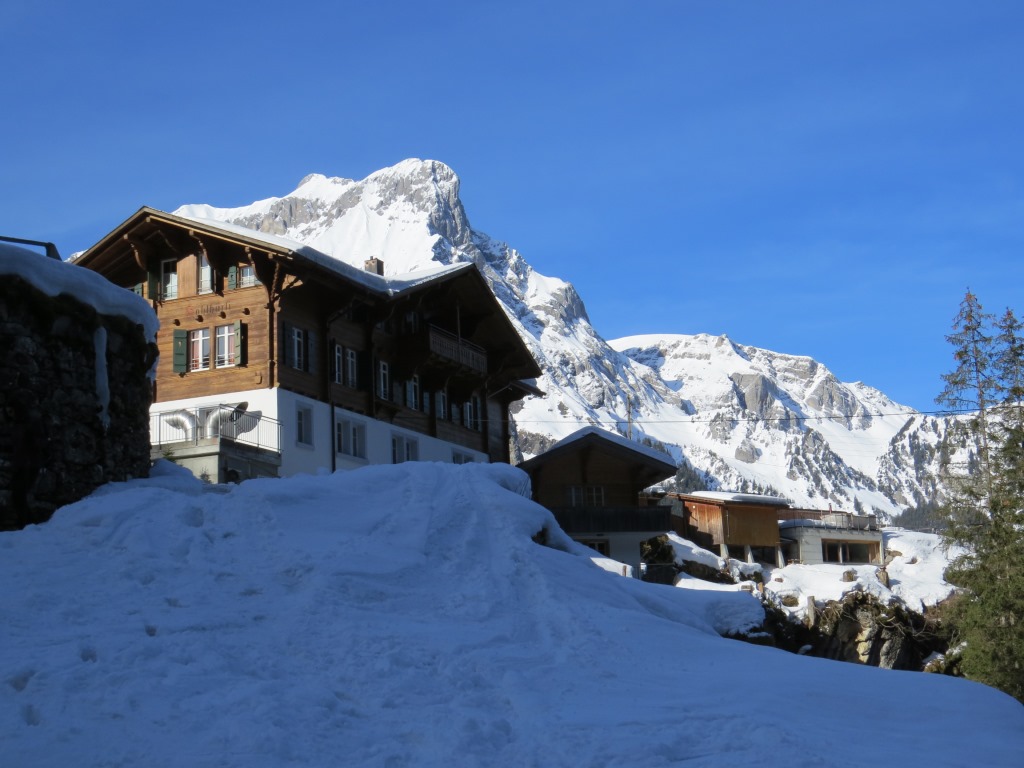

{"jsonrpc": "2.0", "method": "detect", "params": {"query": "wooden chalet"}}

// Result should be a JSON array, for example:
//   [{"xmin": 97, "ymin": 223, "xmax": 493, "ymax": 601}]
[
  {"xmin": 518, "ymin": 427, "xmax": 677, "ymax": 571},
  {"xmin": 74, "ymin": 207, "xmax": 542, "ymax": 482}
]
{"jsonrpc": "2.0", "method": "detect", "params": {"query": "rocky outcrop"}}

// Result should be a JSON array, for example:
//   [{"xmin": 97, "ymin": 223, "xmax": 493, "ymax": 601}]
[{"xmin": 806, "ymin": 591, "xmax": 947, "ymax": 669}]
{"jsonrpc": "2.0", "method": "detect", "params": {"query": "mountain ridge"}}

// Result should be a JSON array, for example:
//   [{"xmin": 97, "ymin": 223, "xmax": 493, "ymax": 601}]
[{"xmin": 175, "ymin": 158, "xmax": 958, "ymax": 519}]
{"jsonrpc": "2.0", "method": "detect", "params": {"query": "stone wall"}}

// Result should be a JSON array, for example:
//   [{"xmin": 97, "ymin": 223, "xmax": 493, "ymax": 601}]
[{"xmin": 0, "ymin": 275, "xmax": 157, "ymax": 529}]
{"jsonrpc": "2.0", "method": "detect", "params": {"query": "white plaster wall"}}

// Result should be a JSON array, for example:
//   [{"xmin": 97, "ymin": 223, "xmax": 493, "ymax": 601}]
[
  {"xmin": 793, "ymin": 527, "xmax": 884, "ymax": 565},
  {"xmin": 151, "ymin": 388, "xmax": 489, "ymax": 478}
]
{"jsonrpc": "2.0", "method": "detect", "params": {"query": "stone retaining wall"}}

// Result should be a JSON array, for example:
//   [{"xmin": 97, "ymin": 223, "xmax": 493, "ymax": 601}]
[{"xmin": 0, "ymin": 275, "xmax": 157, "ymax": 529}]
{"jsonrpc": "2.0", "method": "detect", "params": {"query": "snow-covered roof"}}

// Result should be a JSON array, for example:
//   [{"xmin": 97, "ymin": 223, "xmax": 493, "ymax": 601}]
[
  {"xmin": 687, "ymin": 490, "xmax": 792, "ymax": 507},
  {"xmin": 538, "ymin": 425, "xmax": 677, "ymax": 469},
  {"xmin": 528, "ymin": 428, "xmax": 679, "ymax": 475},
  {"xmin": 1, "ymin": 242, "xmax": 158, "ymax": 339},
  {"xmin": 166, "ymin": 211, "xmax": 474, "ymax": 296}
]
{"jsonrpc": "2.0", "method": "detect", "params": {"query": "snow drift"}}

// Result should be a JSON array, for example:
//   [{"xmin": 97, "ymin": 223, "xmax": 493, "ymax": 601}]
[{"xmin": 2, "ymin": 462, "xmax": 1021, "ymax": 767}]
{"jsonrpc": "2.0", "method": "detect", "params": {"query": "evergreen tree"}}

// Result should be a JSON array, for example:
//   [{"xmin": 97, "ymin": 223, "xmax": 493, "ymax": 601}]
[
  {"xmin": 936, "ymin": 290, "xmax": 997, "ymax": 496},
  {"xmin": 938, "ymin": 296, "xmax": 1024, "ymax": 702}
]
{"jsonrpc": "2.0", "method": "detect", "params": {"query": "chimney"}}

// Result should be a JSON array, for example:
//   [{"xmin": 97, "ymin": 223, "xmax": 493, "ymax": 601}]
[{"xmin": 364, "ymin": 258, "xmax": 384, "ymax": 276}]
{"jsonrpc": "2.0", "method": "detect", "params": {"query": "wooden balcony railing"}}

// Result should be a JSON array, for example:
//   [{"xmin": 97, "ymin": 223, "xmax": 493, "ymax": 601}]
[{"xmin": 549, "ymin": 506, "xmax": 672, "ymax": 534}]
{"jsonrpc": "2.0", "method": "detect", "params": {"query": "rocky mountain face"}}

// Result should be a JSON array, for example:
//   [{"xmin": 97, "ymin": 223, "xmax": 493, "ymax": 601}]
[{"xmin": 176, "ymin": 159, "xmax": 964, "ymax": 520}]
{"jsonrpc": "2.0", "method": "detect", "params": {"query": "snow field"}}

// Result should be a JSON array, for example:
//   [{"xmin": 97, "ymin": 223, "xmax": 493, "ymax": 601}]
[{"xmin": 2, "ymin": 462, "xmax": 1022, "ymax": 767}]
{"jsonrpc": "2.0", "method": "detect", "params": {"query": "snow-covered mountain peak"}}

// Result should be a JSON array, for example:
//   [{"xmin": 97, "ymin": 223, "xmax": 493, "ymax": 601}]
[{"xmin": 174, "ymin": 161, "xmax": 956, "ymax": 518}]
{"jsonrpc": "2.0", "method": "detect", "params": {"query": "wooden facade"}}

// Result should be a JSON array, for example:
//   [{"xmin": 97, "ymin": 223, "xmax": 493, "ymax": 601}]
[
  {"xmin": 74, "ymin": 207, "xmax": 542, "ymax": 471},
  {"xmin": 667, "ymin": 493, "xmax": 787, "ymax": 559},
  {"xmin": 518, "ymin": 428, "xmax": 677, "ymax": 568}
]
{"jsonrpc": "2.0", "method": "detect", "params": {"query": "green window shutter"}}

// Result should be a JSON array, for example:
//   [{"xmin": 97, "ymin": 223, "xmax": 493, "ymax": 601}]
[
  {"xmin": 227, "ymin": 266, "xmax": 237, "ymax": 290},
  {"xmin": 132, "ymin": 282, "xmax": 144, "ymax": 296},
  {"xmin": 147, "ymin": 271, "xmax": 158, "ymax": 300},
  {"xmin": 234, "ymin": 320, "xmax": 245, "ymax": 366},
  {"xmin": 172, "ymin": 329, "xmax": 188, "ymax": 373}
]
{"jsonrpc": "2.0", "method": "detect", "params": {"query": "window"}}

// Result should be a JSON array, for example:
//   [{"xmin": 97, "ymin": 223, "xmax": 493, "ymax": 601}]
[
  {"xmin": 239, "ymin": 264, "xmax": 257, "ymax": 287},
  {"xmin": 291, "ymin": 327, "xmax": 306, "ymax": 371},
  {"xmin": 334, "ymin": 346, "xmax": 359, "ymax": 387},
  {"xmin": 378, "ymin": 360, "xmax": 390, "ymax": 399},
  {"xmin": 452, "ymin": 450, "xmax": 475, "ymax": 465},
  {"xmin": 406, "ymin": 375, "xmax": 420, "ymax": 410},
  {"xmin": 462, "ymin": 398, "xmax": 482, "ymax": 430},
  {"xmin": 336, "ymin": 418, "xmax": 366, "ymax": 459},
  {"xmin": 296, "ymin": 405, "xmax": 313, "ymax": 446},
  {"xmin": 215, "ymin": 324, "xmax": 236, "ymax": 367},
  {"xmin": 345, "ymin": 348, "xmax": 358, "ymax": 388},
  {"xmin": 436, "ymin": 390, "xmax": 448, "ymax": 420},
  {"xmin": 197, "ymin": 254, "xmax": 213, "ymax": 295},
  {"xmin": 568, "ymin": 485, "xmax": 605, "ymax": 507},
  {"xmin": 227, "ymin": 264, "xmax": 259, "ymax": 289},
  {"xmin": 189, "ymin": 329, "xmax": 210, "ymax": 371},
  {"xmin": 391, "ymin": 434, "xmax": 418, "ymax": 463},
  {"xmin": 281, "ymin": 323, "xmax": 315, "ymax": 373},
  {"xmin": 161, "ymin": 259, "xmax": 178, "ymax": 300}
]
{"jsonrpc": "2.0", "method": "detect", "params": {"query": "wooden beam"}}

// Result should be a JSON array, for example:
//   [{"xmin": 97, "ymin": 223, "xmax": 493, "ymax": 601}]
[{"xmin": 123, "ymin": 235, "xmax": 153, "ymax": 271}]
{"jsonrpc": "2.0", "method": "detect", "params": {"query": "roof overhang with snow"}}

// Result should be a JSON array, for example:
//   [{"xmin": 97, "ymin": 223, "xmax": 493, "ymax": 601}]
[
  {"xmin": 75, "ymin": 207, "xmax": 542, "ymax": 384},
  {"xmin": 518, "ymin": 426, "xmax": 677, "ymax": 487}
]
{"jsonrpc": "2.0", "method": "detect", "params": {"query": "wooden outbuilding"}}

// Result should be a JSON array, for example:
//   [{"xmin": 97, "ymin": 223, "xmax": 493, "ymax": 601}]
[
  {"xmin": 518, "ymin": 427, "xmax": 677, "ymax": 571},
  {"xmin": 666, "ymin": 491, "xmax": 789, "ymax": 565}
]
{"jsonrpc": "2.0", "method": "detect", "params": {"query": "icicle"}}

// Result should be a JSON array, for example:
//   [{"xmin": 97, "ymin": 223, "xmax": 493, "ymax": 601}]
[{"xmin": 94, "ymin": 326, "xmax": 110, "ymax": 429}]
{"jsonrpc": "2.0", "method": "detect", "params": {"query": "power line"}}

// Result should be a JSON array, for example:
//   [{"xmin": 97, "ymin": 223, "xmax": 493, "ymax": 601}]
[{"xmin": 513, "ymin": 408, "xmax": 973, "ymax": 426}]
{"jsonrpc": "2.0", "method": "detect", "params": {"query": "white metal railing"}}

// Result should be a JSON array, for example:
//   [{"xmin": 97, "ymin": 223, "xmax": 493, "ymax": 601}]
[
  {"xmin": 778, "ymin": 509, "xmax": 879, "ymax": 531},
  {"xmin": 150, "ymin": 404, "xmax": 281, "ymax": 453}
]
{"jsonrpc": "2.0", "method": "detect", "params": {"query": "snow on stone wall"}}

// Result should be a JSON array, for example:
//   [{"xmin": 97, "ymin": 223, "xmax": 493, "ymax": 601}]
[{"xmin": 0, "ymin": 252, "xmax": 156, "ymax": 528}]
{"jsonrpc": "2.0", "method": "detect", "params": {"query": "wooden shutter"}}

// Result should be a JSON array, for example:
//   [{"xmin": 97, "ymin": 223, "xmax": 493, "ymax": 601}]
[
  {"xmin": 147, "ymin": 270, "xmax": 159, "ymax": 300},
  {"xmin": 234, "ymin": 320, "xmax": 245, "ymax": 366},
  {"xmin": 172, "ymin": 329, "xmax": 188, "ymax": 373},
  {"xmin": 281, "ymin": 321, "xmax": 292, "ymax": 368},
  {"xmin": 307, "ymin": 330, "xmax": 317, "ymax": 375},
  {"xmin": 227, "ymin": 266, "xmax": 237, "ymax": 290}
]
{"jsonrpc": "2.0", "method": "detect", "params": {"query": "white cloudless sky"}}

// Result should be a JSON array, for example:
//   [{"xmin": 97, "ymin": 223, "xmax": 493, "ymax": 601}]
[{"xmin": 3, "ymin": 1, "xmax": 1023, "ymax": 410}]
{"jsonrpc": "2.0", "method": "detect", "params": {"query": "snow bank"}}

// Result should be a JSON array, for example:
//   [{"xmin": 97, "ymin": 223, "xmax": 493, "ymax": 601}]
[
  {"xmin": 1, "ymin": 242, "xmax": 158, "ymax": 338},
  {"xmin": 884, "ymin": 527, "xmax": 962, "ymax": 612},
  {"xmin": 760, "ymin": 527, "xmax": 959, "ymax": 619},
  {"xmin": 2, "ymin": 463, "xmax": 1021, "ymax": 767}
]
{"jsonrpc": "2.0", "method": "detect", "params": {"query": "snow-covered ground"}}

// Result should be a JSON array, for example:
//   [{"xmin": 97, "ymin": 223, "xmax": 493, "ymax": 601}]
[{"xmin": 2, "ymin": 462, "xmax": 1021, "ymax": 767}]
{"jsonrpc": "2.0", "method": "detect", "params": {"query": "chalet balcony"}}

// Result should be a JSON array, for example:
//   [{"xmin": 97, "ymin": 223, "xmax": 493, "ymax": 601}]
[
  {"xmin": 150, "ymin": 405, "xmax": 281, "ymax": 454},
  {"xmin": 396, "ymin": 325, "xmax": 488, "ymax": 378},
  {"xmin": 549, "ymin": 506, "xmax": 672, "ymax": 535}
]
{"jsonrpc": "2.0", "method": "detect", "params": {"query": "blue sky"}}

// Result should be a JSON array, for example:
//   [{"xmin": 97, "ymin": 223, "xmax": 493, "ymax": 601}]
[{"xmin": 4, "ymin": 1, "xmax": 1023, "ymax": 411}]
